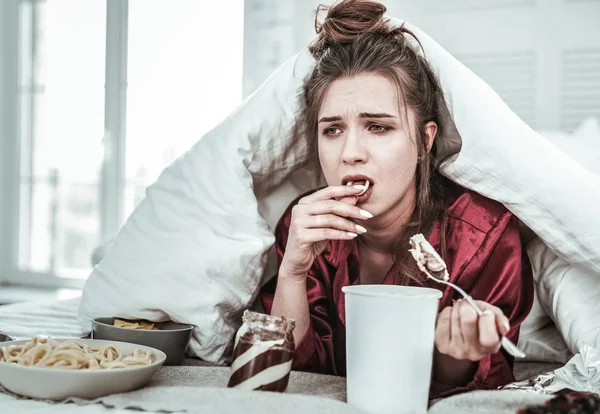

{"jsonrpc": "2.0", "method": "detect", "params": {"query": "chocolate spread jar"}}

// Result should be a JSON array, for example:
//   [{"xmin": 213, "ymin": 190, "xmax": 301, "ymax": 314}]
[{"xmin": 227, "ymin": 310, "xmax": 295, "ymax": 392}]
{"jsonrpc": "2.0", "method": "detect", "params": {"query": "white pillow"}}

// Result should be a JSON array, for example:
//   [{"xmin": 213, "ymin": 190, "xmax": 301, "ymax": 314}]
[
  {"xmin": 517, "ymin": 272, "xmax": 574, "ymax": 363},
  {"xmin": 519, "ymin": 285, "xmax": 552, "ymax": 338},
  {"xmin": 518, "ymin": 120, "xmax": 600, "ymax": 362},
  {"xmin": 527, "ymin": 235, "xmax": 600, "ymax": 355},
  {"xmin": 518, "ymin": 264, "xmax": 573, "ymax": 363},
  {"xmin": 402, "ymin": 15, "xmax": 600, "ymax": 273},
  {"xmin": 518, "ymin": 324, "xmax": 572, "ymax": 364},
  {"xmin": 517, "ymin": 282, "xmax": 568, "ymax": 363},
  {"xmin": 79, "ymin": 51, "xmax": 319, "ymax": 364},
  {"xmin": 539, "ymin": 117, "xmax": 600, "ymax": 174},
  {"xmin": 78, "ymin": 17, "xmax": 600, "ymax": 363}
]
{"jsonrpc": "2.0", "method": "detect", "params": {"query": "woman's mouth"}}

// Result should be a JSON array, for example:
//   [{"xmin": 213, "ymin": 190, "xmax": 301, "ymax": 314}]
[
  {"xmin": 346, "ymin": 179, "xmax": 374, "ymax": 203},
  {"xmin": 346, "ymin": 179, "xmax": 370, "ymax": 195}
]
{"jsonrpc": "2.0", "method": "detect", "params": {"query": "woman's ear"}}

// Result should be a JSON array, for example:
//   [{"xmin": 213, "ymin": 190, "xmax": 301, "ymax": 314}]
[{"xmin": 424, "ymin": 121, "xmax": 437, "ymax": 153}]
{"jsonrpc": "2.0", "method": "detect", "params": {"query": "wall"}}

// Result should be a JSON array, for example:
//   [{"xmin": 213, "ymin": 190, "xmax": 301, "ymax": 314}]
[
  {"xmin": 243, "ymin": 0, "xmax": 600, "ymax": 132},
  {"xmin": 0, "ymin": 0, "xmax": 20, "ymax": 283},
  {"xmin": 0, "ymin": 1, "xmax": 7, "ymax": 282}
]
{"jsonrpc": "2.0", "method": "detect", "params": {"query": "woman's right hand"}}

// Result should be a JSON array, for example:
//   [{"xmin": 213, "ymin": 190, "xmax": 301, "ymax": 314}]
[{"xmin": 280, "ymin": 185, "xmax": 373, "ymax": 281}]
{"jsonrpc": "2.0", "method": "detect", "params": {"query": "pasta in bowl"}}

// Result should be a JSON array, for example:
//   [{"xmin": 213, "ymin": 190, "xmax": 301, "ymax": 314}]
[{"xmin": 0, "ymin": 337, "xmax": 166, "ymax": 400}]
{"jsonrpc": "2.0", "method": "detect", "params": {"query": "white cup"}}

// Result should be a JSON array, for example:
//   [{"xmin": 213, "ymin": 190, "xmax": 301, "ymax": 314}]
[{"xmin": 342, "ymin": 285, "xmax": 442, "ymax": 414}]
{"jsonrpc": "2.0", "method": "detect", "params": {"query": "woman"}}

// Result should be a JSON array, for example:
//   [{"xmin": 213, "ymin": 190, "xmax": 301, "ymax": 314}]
[{"xmin": 260, "ymin": 0, "xmax": 533, "ymax": 398}]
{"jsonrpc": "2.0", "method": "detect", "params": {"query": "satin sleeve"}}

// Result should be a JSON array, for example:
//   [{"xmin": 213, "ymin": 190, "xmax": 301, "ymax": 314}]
[
  {"xmin": 430, "ymin": 213, "xmax": 534, "ymax": 399},
  {"xmin": 260, "ymin": 201, "xmax": 338, "ymax": 374}
]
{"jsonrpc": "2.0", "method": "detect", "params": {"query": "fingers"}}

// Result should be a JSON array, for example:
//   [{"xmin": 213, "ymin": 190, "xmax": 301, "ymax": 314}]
[
  {"xmin": 496, "ymin": 315, "xmax": 510, "ymax": 337},
  {"xmin": 298, "ymin": 185, "xmax": 367, "ymax": 205},
  {"xmin": 284, "ymin": 187, "xmax": 370, "ymax": 277},
  {"xmin": 458, "ymin": 300, "xmax": 479, "ymax": 358},
  {"xmin": 436, "ymin": 299, "xmax": 509, "ymax": 361},
  {"xmin": 287, "ymin": 186, "xmax": 375, "ymax": 254},
  {"xmin": 300, "ymin": 214, "xmax": 367, "ymax": 235},
  {"xmin": 298, "ymin": 199, "xmax": 373, "ymax": 221},
  {"xmin": 478, "ymin": 312, "xmax": 501, "ymax": 353},
  {"xmin": 293, "ymin": 228, "xmax": 361, "ymax": 245},
  {"xmin": 295, "ymin": 186, "xmax": 373, "ymax": 222},
  {"xmin": 474, "ymin": 301, "xmax": 510, "ymax": 336},
  {"xmin": 434, "ymin": 307, "xmax": 452, "ymax": 355},
  {"xmin": 337, "ymin": 195, "xmax": 358, "ymax": 206},
  {"xmin": 450, "ymin": 300, "xmax": 464, "ymax": 346}
]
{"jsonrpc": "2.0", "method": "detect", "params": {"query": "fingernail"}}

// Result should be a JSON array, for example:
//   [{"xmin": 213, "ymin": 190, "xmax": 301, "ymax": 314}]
[
  {"xmin": 482, "ymin": 310, "xmax": 493, "ymax": 316},
  {"xmin": 504, "ymin": 320, "xmax": 510, "ymax": 331},
  {"xmin": 359, "ymin": 209, "xmax": 373, "ymax": 218},
  {"xmin": 347, "ymin": 232, "xmax": 358, "ymax": 237},
  {"xmin": 353, "ymin": 185, "xmax": 366, "ymax": 190},
  {"xmin": 355, "ymin": 224, "xmax": 367, "ymax": 234}
]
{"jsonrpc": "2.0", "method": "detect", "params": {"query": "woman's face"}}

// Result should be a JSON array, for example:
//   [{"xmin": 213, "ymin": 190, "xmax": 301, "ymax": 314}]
[{"xmin": 317, "ymin": 72, "xmax": 434, "ymax": 218}]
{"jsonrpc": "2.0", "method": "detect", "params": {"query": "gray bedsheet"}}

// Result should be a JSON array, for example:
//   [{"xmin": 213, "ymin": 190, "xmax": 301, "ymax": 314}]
[
  {"xmin": 0, "ymin": 297, "xmax": 85, "ymax": 340},
  {"xmin": 0, "ymin": 298, "xmax": 563, "ymax": 413},
  {"xmin": 0, "ymin": 363, "xmax": 557, "ymax": 414}
]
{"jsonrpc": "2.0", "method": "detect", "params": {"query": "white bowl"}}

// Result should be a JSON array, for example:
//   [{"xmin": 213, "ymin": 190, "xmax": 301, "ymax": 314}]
[{"xmin": 0, "ymin": 338, "xmax": 166, "ymax": 400}]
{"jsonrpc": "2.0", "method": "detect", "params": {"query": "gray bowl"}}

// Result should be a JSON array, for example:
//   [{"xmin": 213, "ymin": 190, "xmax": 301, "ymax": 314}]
[{"xmin": 91, "ymin": 318, "xmax": 193, "ymax": 366}]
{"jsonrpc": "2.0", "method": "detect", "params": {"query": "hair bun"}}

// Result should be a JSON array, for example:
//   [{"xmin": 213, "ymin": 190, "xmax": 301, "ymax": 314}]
[{"xmin": 310, "ymin": 0, "xmax": 388, "ymax": 57}]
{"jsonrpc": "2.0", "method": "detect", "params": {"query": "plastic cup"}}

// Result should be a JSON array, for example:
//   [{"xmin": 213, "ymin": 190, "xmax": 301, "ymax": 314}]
[{"xmin": 342, "ymin": 285, "xmax": 442, "ymax": 414}]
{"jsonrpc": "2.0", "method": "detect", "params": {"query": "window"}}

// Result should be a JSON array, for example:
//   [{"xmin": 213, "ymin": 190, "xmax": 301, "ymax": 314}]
[
  {"xmin": 17, "ymin": 0, "xmax": 106, "ymax": 279},
  {"xmin": 1, "ymin": 0, "xmax": 244, "ymax": 287},
  {"xmin": 125, "ymin": 0, "xmax": 243, "ymax": 218}
]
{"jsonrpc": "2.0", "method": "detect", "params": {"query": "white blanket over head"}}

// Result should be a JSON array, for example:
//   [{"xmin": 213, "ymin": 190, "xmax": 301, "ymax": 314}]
[
  {"xmin": 78, "ymin": 17, "xmax": 600, "ymax": 364},
  {"xmin": 519, "ymin": 120, "xmax": 600, "ymax": 362}
]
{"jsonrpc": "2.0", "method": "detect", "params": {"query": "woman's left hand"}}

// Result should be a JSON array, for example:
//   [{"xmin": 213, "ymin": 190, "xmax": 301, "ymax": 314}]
[{"xmin": 435, "ymin": 299, "xmax": 510, "ymax": 361}]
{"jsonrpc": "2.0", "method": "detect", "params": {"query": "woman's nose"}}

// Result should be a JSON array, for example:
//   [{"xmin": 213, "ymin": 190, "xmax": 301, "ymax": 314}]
[{"xmin": 341, "ymin": 128, "xmax": 368, "ymax": 165}]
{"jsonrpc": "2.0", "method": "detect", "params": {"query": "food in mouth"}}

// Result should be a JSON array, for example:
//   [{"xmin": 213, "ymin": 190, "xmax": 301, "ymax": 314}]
[{"xmin": 346, "ymin": 179, "xmax": 370, "ymax": 195}]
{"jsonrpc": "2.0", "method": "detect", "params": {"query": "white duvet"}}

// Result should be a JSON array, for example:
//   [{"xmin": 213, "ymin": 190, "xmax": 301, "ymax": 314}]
[
  {"xmin": 527, "ymin": 237, "xmax": 600, "ymax": 357},
  {"xmin": 519, "ymin": 120, "xmax": 600, "ymax": 361},
  {"xmin": 78, "ymin": 16, "xmax": 600, "ymax": 364}
]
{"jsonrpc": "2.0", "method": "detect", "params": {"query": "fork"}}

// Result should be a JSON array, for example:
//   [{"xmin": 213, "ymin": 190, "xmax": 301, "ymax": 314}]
[{"xmin": 419, "ymin": 267, "xmax": 526, "ymax": 359}]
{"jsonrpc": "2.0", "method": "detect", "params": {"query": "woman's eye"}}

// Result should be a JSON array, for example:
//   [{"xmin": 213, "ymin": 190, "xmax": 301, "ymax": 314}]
[
  {"xmin": 323, "ymin": 127, "xmax": 342, "ymax": 135},
  {"xmin": 368, "ymin": 124, "xmax": 389, "ymax": 133}
]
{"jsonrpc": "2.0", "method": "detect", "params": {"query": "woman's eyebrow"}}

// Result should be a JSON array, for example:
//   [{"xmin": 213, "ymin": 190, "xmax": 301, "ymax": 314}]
[
  {"xmin": 318, "ymin": 112, "xmax": 396, "ymax": 123},
  {"xmin": 318, "ymin": 115, "xmax": 342, "ymax": 123},
  {"xmin": 359, "ymin": 112, "xmax": 396, "ymax": 119}
]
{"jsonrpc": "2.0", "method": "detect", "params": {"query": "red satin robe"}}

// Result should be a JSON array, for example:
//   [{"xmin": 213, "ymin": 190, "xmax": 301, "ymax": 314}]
[{"xmin": 260, "ymin": 184, "xmax": 534, "ymax": 399}]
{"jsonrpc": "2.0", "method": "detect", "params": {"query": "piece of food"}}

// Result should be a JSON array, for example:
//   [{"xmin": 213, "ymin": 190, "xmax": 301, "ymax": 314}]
[
  {"xmin": 113, "ymin": 318, "xmax": 159, "ymax": 330},
  {"xmin": 408, "ymin": 234, "xmax": 450, "ymax": 281},
  {"xmin": 227, "ymin": 310, "xmax": 295, "ymax": 392},
  {"xmin": 346, "ymin": 179, "xmax": 370, "ymax": 195},
  {"xmin": 0, "ymin": 336, "xmax": 153, "ymax": 369}
]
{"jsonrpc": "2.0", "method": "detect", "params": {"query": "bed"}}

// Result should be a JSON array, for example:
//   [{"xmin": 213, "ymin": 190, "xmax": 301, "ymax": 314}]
[{"xmin": 0, "ymin": 297, "xmax": 563, "ymax": 413}]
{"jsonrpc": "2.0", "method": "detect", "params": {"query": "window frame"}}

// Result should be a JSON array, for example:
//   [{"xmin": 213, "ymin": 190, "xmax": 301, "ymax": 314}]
[{"xmin": 0, "ymin": 0, "xmax": 129, "ymax": 289}]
